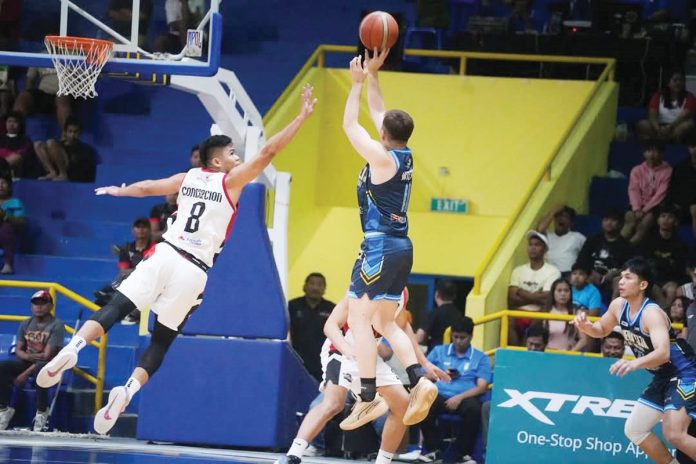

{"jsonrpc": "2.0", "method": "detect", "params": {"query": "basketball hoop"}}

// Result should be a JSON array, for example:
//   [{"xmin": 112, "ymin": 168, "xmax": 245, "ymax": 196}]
[{"xmin": 44, "ymin": 36, "xmax": 114, "ymax": 99}]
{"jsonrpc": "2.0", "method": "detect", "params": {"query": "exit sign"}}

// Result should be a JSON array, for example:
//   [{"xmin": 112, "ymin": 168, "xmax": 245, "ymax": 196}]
[{"xmin": 430, "ymin": 198, "xmax": 468, "ymax": 214}]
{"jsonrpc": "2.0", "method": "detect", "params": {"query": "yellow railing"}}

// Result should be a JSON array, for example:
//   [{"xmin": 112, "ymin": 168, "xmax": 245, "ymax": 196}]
[
  {"xmin": 0, "ymin": 280, "xmax": 106, "ymax": 414},
  {"xmin": 466, "ymin": 309, "xmax": 682, "ymax": 357},
  {"xmin": 262, "ymin": 44, "xmax": 615, "ymax": 297}
]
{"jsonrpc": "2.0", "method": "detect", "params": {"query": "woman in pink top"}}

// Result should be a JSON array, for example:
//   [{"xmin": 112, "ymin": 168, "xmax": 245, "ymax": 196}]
[
  {"xmin": 621, "ymin": 141, "xmax": 672, "ymax": 245},
  {"xmin": 637, "ymin": 70, "xmax": 696, "ymax": 143},
  {"xmin": 544, "ymin": 279, "xmax": 586, "ymax": 351}
]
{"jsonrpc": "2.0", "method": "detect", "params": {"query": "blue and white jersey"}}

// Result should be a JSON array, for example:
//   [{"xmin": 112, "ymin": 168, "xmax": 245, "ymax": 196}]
[
  {"xmin": 619, "ymin": 298, "xmax": 696, "ymax": 378},
  {"xmin": 357, "ymin": 148, "xmax": 413, "ymax": 237}
]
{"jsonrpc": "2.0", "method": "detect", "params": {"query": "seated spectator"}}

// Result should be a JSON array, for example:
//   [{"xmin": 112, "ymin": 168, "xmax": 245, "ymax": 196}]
[
  {"xmin": 685, "ymin": 298, "xmax": 696, "ymax": 353},
  {"xmin": 0, "ymin": 177, "xmax": 24, "ymax": 274},
  {"xmin": 94, "ymin": 218, "xmax": 153, "ymax": 324},
  {"xmin": 419, "ymin": 317, "xmax": 491, "ymax": 464},
  {"xmin": 577, "ymin": 208, "xmax": 634, "ymax": 295},
  {"xmin": 190, "ymin": 144, "xmax": 202, "ymax": 169},
  {"xmin": 149, "ymin": 193, "xmax": 178, "ymax": 242},
  {"xmin": 0, "ymin": 111, "xmax": 33, "ymax": 177},
  {"xmin": 288, "ymin": 273, "xmax": 336, "ymax": 382},
  {"xmin": 508, "ymin": 231, "xmax": 561, "ymax": 345},
  {"xmin": 34, "ymin": 117, "xmax": 96, "ymax": 182},
  {"xmin": 107, "ymin": 0, "xmax": 153, "ymax": 47},
  {"xmin": 622, "ymin": 141, "xmax": 672, "ymax": 245},
  {"xmin": 640, "ymin": 204, "xmax": 689, "ymax": 305},
  {"xmin": 569, "ymin": 262, "xmax": 602, "ymax": 316},
  {"xmin": 536, "ymin": 205, "xmax": 586, "ymax": 275},
  {"xmin": 13, "ymin": 67, "xmax": 73, "ymax": 129},
  {"xmin": 671, "ymin": 296, "xmax": 690, "ymax": 331},
  {"xmin": 0, "ymin": 290, "xmax": 65, "ymax": 431},
  {"xmin": 677, "ymin": 260, "xmax": 696, "ymax": 300},
  {"xmin": 669, "ymin": 135, "xmax": 696, "ymax": 239},
  {"xmin": 416, "ymin": 280, "xmax": 462, "ymax": 352},
  {"xmin": 601, "ymin": 332, "xmax": 625, "ymax": 359},
  {"xmin": 525, "ymin": 322, "xmax": 548, "ymax": 352},
  {"xmin": 544, "ymin": 278, "xmax": 587, "ymax": 351},
  {"xmin": 637, "ymin": 70, "xmax": 696, "ymax": 143}
]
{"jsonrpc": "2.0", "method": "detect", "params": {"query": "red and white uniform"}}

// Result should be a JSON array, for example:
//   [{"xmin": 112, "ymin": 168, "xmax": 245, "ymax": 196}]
[
  {"xmin": 319, "ymin": 289, "xmax": 408, "ymax": 393},
  {"xmin": 118, "ymin": 168, "xmax": 237, "ymax": 330}
]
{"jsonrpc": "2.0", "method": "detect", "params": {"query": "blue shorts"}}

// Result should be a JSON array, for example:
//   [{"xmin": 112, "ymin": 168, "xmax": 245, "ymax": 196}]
[
  {"xmin": 665, "ymin": 378, "xmax": 696, "ymax": 419},
  {"xmin": 348, "ymin": 234, "xmax": 412, "ymax": 301}
]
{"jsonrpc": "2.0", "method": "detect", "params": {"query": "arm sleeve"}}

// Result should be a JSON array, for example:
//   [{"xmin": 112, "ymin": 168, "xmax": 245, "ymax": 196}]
[
  {"xmin": 427, "ymin": 346, "xmax": 441, "ymax": 364},
  {"xmin": 589, "ymin": 286, "xmax": 602, "ymax": 310},
  {"xmin": 628, "ymin": 166, "xmax": 642, "ymax": 211},
  {"xmin": 509, "ymin": 266, "xmax": 522, "ymax": 287},
  {"xmin": 643, "ymin": 166, "xmax": 672, "ymax": 212}
]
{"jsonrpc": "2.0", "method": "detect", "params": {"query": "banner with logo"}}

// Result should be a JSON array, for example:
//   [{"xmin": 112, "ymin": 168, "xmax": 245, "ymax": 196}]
[{"xmin": 488, "ymin": 349, "xmax": 672, "ymax": 463}]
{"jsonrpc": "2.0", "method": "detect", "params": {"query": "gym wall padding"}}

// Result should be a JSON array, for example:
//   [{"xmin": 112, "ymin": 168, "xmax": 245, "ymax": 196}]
[
  {"xmin": 181, "ymin": 183, "xmax": 289, "ymax": 339},
  {"xmin": 136, "ymin": 336, "xmax": 317, "ymax": 447}
]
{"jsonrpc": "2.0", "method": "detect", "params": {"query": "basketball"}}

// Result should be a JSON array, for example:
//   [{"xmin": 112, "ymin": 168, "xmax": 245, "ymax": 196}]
[{"xmin": 359, "ymin": 11, "xmax": 399, "ymax": 51}]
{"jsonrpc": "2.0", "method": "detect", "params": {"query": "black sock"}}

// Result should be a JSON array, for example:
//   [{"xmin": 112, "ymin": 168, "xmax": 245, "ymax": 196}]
[
  {"xmin": 359, "ymin": 377, "xmax": 377, "ymax": 402},
  {"xmin": 406, "ymin": 364, "xmax": 424, "ymax": 387}
]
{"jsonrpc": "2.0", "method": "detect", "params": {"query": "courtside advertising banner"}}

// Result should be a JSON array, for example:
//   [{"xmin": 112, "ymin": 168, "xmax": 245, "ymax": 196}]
[{"xmin": 488, "ymin": 349, "xmax": 672, "ymax": 463}]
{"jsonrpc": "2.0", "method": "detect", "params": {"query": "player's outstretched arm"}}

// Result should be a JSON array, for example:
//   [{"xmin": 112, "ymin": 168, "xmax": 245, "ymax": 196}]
[
  {"xmin": 610, "ymin": 307, "xmax": 670, "ymax": 377},
  {"xmin": 95, "ymin": 173, "xmax": 186, "ymax": 198},
  {"xmin": 225, "ymin": 84, "xmax": 316, "ymax": 192},
  {"xmin": 323, "ymin": 297, "xmax": 355, "ymax": 359},
  {"xmin": 572, "ymin": 297, "xmax": 621, "ymax": 339},
  {"xmin": 364, "ymin": 48, "xmax": 389, "ymax": 132},
  {"xmin": 343, "ymin": 56, "xmax": 393, "ymax": 170}
]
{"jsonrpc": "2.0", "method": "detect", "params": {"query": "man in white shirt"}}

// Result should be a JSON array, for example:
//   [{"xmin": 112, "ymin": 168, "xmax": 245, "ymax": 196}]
[
  {"xmin": 536, "ymin": 205, "xmax": 586, "ymax": 274},
  {"xmin": 508, "ymin": 231, "xmax": 561, "ymax": 345}
]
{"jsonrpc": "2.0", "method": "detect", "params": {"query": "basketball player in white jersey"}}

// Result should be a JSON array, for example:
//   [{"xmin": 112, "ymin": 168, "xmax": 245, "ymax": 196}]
[
  {"xmin": 277, "ymin": 289, "xmax": 449, "ymax": 464},
  {"xmin": 36, "ymin": 84, "xmax": 317, "ymax": 435}
]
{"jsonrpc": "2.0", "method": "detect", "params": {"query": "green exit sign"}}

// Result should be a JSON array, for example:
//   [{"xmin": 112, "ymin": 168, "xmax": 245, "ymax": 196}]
[{"xmin": 430, "ymin": 198, "xmax": 468, "ymax": 214}]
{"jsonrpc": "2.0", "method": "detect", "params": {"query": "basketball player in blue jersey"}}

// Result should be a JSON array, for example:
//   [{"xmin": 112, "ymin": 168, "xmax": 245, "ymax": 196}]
[
  {"xmin": 35, "ymin": 84, "xmax": 317, "ymax": 435},
  {"xmin": 341, "ymin": 48, "xmax": 438, "ymax": 430},
  {"xmin": 574, "ymin": 257, "xmax": 696, "ymax": 463}
]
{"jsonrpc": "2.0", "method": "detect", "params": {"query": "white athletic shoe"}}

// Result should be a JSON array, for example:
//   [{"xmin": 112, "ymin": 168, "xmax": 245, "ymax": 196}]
[
  {"xmin": 403, "ymin": 377, "xmax": 438, "ymax": 426},
  {"xmin": 303, "ymin": 445, "xmax": 322, "ymax": 457},
  {"xmin": 94, "ymin": 386, "xmax": 129, "ymax": 435},
  {"xmin": 339, "ymin": 393, "xmax": 389, "ymax": 431},
  {"xmin": 37, "ymin": 348, "xmax": 78, "ymax": 388},
  {"xmin": 32, "ymin": 411, "xmax": 49, "ymax": 432},
  {"xmin": 0, "ymin": 407, "xmax": 15, "ymax": 430}
]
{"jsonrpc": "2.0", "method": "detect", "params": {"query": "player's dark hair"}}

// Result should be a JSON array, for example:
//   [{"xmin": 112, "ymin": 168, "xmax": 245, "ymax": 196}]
[
  {"xmin": 63, "ymin": 116, "xmax": 80, "ymax": 131},
  {"xmin": 305, "ymin": 272, "xmax": 326, "ymax": 284},
  {"xmin": 451, "ymin": 316, "xmax": 474, "ymax": 336},
  {"xmin": 198, "ymin": 135, "xmax": 232, "ymax": 167},
  {"xmin": 621, "ymin": 257, "xmax": 655, "ymax": 293},
  {"xmin": 603, "ymin": 331, "xmax": 625, "ymax": 344},
  {"xmin": 436, "ymin": 280, "xmax": 457, "ymax": 302},
  {"xmin": 383, "ymin": 109, "xmax": 414, "ymax": 143},
  {"xmin": 526, "ymin": 322, "xmax": 549, "ymax": 344}
]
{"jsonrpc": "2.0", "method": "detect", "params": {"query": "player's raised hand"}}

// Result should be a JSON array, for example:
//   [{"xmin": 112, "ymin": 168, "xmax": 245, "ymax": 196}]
[
  {"xmin": 609, "ymin": 358, "xmax": 637, "ymax": 377},
  {"xmin": 364, "ymin": 47, "xmax": 390, "ymax": 75},
  {"xmin": 349, "ymin": 56, "xmax": 367, "ymax": 84},
  {"xmin": 95, "ymin": 183, "xmax": 126, "ymax": 196},
  {"xmin": 300, "ymin": 83, "xmax": 317, "ymax": 119},
  {"xmin": 571, "ymin": 310, "xmax": 594, "ymax": 334}
]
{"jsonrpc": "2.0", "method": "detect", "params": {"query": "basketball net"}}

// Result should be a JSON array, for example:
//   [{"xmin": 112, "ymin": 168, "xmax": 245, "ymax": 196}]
[{"xmin": 44, "ymin": 36, "xmax": 114, "ymax": 99}]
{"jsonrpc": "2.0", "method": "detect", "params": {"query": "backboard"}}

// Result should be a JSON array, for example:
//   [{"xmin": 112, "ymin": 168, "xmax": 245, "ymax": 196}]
[{"xmin": 0, "ymin": 0, "xmax": 221, "ymax": 76}]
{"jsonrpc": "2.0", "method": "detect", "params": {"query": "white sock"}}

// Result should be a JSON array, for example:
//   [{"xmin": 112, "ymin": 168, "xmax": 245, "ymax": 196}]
[
  {"xmin": 287, "ymin": 438, "xmax": 308, "ymax": 458},
  {"xmin": 66, "ymin": 335, "xmax": 86, "ymax": 353},
  {"xmin": 375, "ymin": 449, "xmax": 394, "ymax": 464},
  {"xmin": 124, "ymin": 377, "xmax": 141, "ymax": 400}
]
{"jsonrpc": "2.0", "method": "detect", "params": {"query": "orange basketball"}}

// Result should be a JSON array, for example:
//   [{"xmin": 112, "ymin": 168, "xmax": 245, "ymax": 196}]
[{"xmin": 359, "ymin": 11, "xmax": 399, "ymax": 51}]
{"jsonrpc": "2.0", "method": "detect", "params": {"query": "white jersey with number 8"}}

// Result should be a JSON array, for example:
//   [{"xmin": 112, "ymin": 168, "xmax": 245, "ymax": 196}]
[{"xmin": 163, "ymin": 168, "xmax": 237, "ymax": 267}]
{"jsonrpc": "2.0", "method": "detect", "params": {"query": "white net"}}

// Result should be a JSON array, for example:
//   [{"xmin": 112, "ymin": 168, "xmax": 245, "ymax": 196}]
[{"xmin": 44, "ymin": 36, "xmax": 114, "ymax": 99}]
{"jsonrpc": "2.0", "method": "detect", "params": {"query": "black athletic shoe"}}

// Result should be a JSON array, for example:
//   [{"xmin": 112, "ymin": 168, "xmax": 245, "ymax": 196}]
[{"xmin": 274, "ymin": 456, "xmax": 301, "ymax": 464}]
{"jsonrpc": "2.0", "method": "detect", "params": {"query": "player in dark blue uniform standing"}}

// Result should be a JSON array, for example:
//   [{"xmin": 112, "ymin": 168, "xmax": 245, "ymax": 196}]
[
  {"xmin": 575, "ymin": 257, "xmax": 696, "ymax": 463},
  {"xmin": 341, "ymin": 48, "xmax": 440, "ymax": 430}
]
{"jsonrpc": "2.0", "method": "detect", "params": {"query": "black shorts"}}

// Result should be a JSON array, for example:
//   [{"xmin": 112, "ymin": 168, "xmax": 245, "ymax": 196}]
[
  {"xmin": 638, "ymin": 375, "xmax": 670, "ymax": 412},
  {"xmin": 348, "ymin": 234, "xmax": 412, "ymax": 301}
]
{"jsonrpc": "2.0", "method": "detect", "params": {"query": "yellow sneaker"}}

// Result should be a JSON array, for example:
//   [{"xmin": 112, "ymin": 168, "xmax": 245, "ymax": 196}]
[
  {"xmin": 339, "ymin": 393, "xmax": 389, "ymax": 431},
  {"xmin": 403, "ymin": 377, "xmax": 438, "ymax": 425}
]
